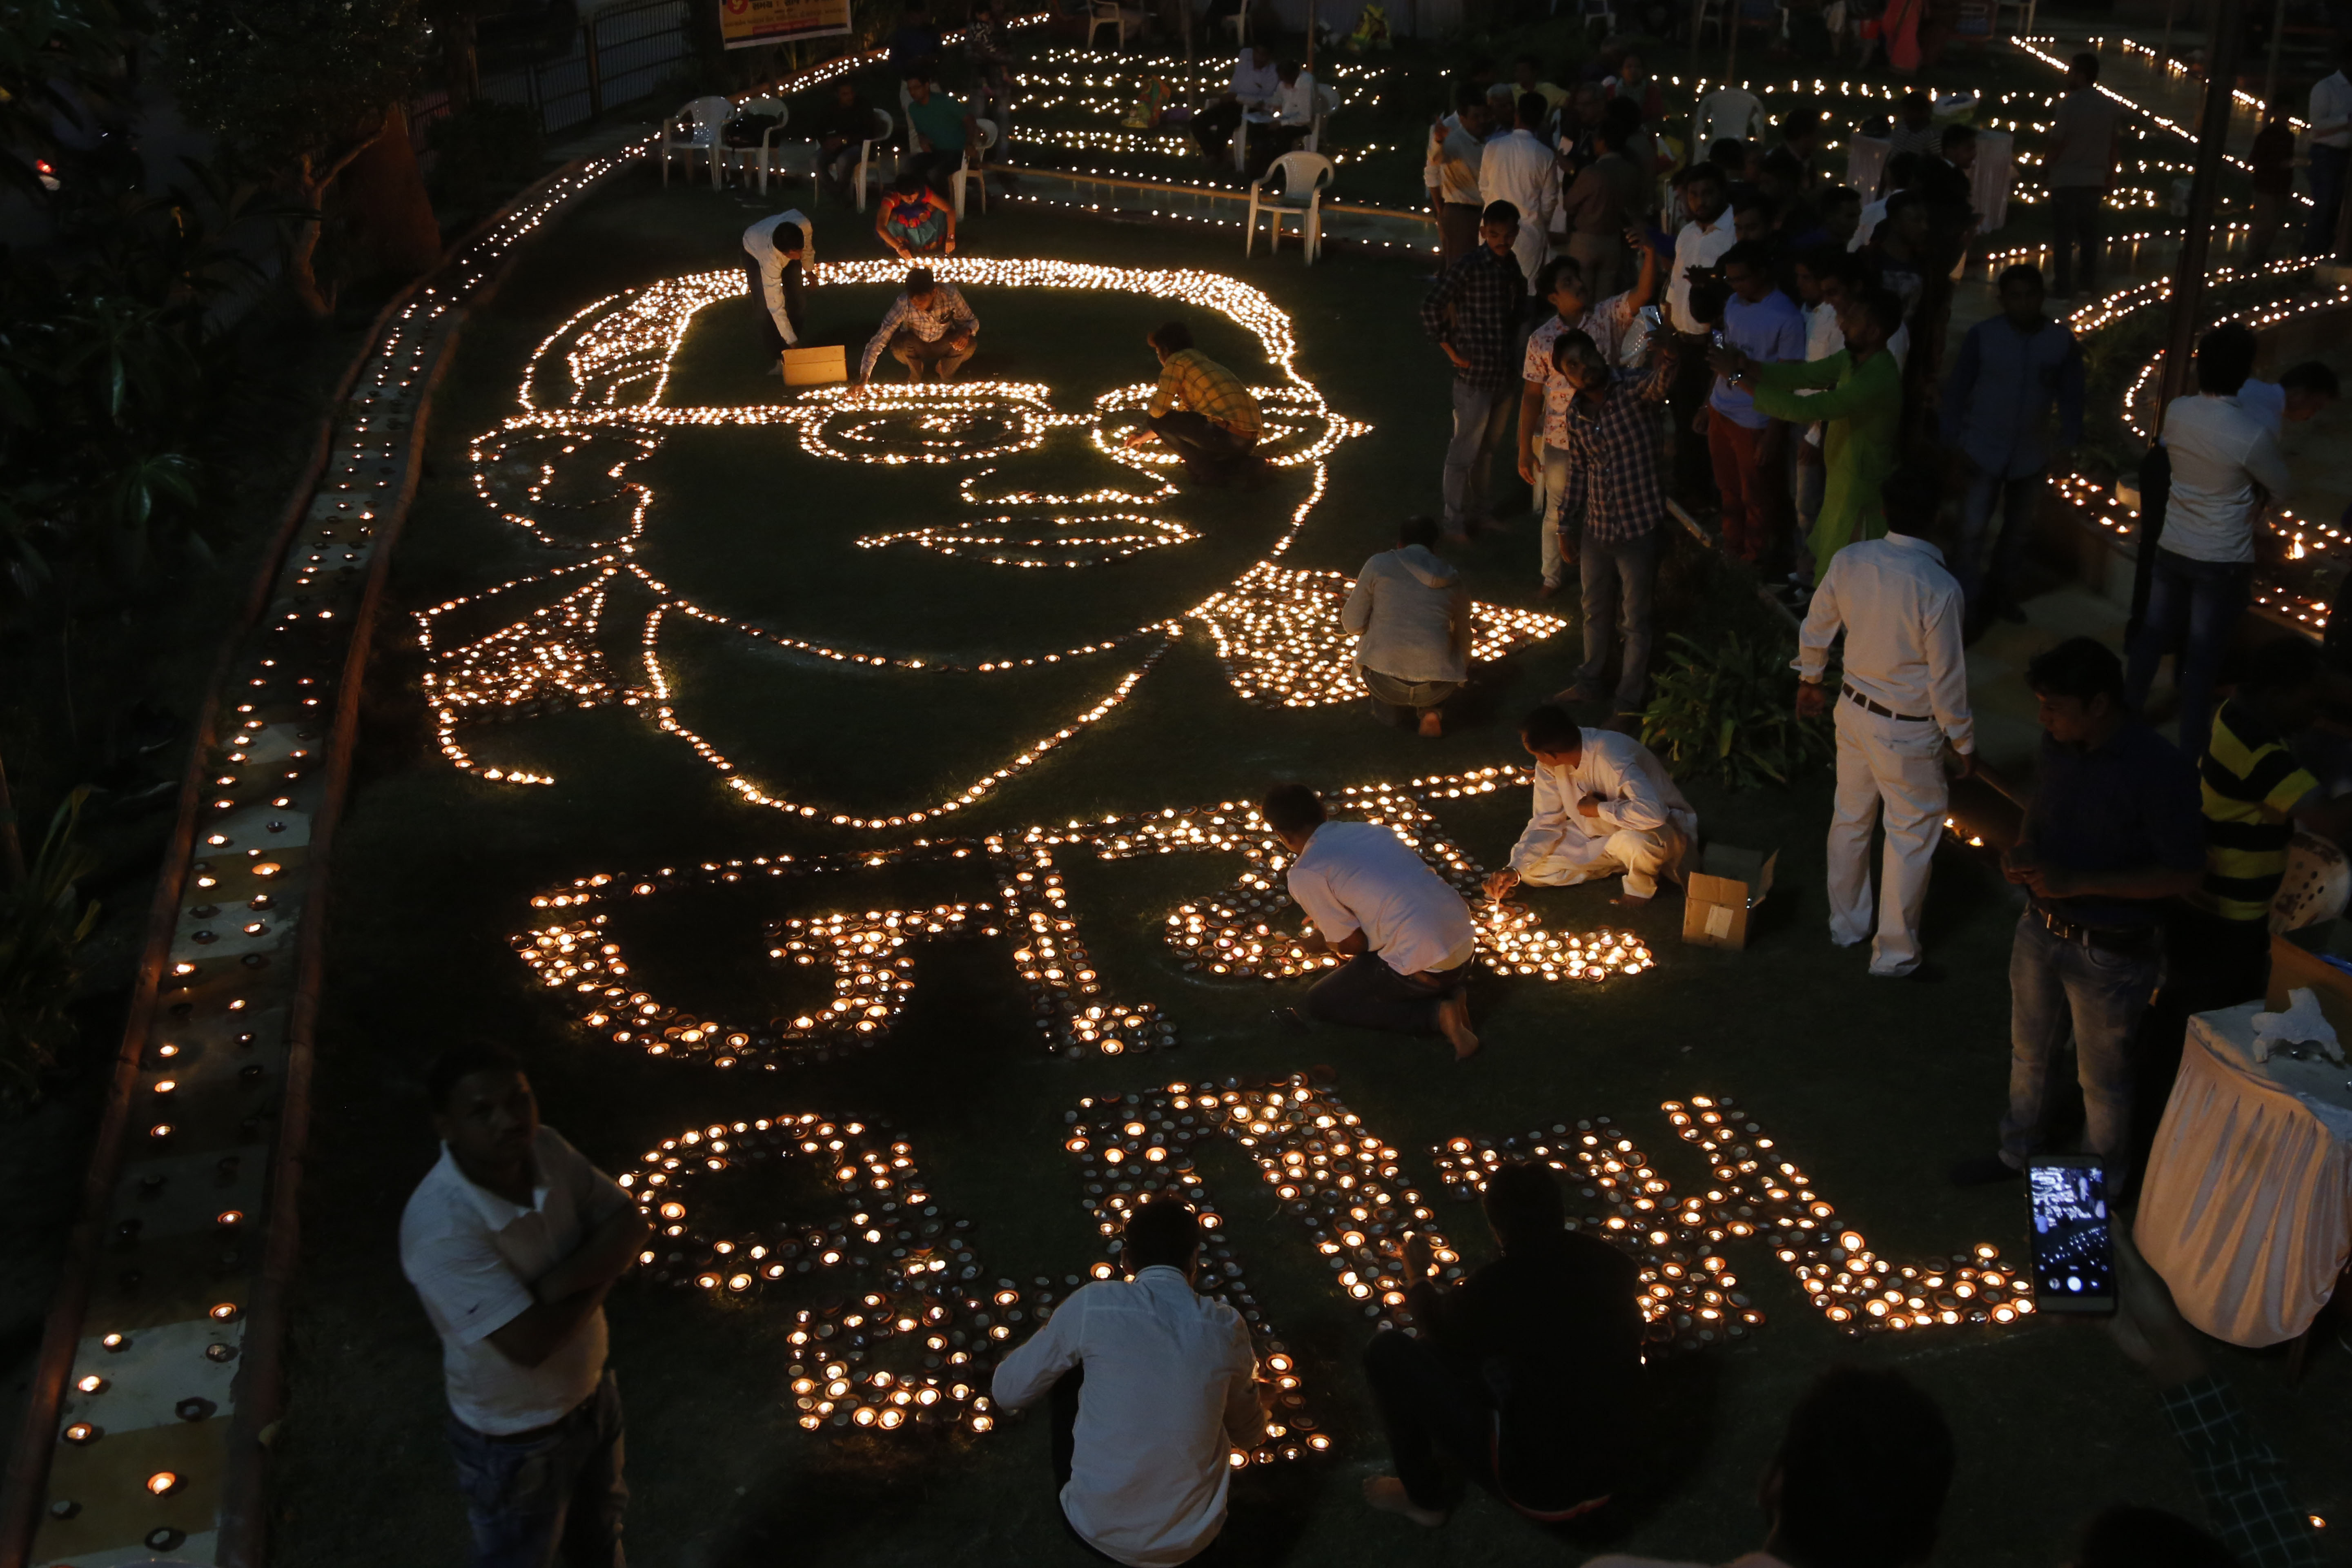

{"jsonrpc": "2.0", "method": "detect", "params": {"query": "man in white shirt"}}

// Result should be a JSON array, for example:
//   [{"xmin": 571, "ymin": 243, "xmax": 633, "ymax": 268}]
[
  {"xmin": 2125, "ymin": 323, "xmax": 2294, "ymax": 759},
  {"xmin": 1483, "ymin": 703, "xmax": 1697, "ymax": 907},
  {"xmin": 2305, "ymin": 42, "xmax": 2352, "ymax": 257},
  {"xmin": 1665, "ymin": 163, "xmax": 1735, "ymax": 497},
  {"xmin": 1582, "ymin": 1367, "xmax": 1953, "ymax": 1568},
  {"xmin": 1794, "ymin": 471, "xmax": 1973, "ymax": 979},
  {"xmin": 1192, "ymin": 43, "xmax": 1279, "ymax": 162},
  {"xmin": 1264, "ymin": 782, "xmax": 1481, "ymax": 1056},
  {"xmin": 400, "ymin": 1043, "xmax": 650, "ymax": 1567},
  {"xmin": 1479, "ymin": 92, "xmax": 1560, "ymax": 293},
  {"xmin": 2044, "ymin": 53, "xmax": 2120, "ymax": 297},
  {"xmin": 2233, "ymin": 360, "xmax": 2340, "ymax": 436},
  {"xmin": 993, "ymin": 1200, "xmax": 1262, "ymax": 1568},
  {"xmin": 1425, "ymin": 96, "xmax": 1491, "ymax": 270},
  {"xmin": 741, "ymin": 209, "xmax": 813, "ymax": 365}
]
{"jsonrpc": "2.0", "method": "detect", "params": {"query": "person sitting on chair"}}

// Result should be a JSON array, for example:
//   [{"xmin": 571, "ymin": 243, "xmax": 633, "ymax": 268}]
[
  {"xmin": 902, "ymin": 73, "xmax": 978, "ymax": 194},
  {"xmin": 808, "ymin": 81, "xmax": 874, "ymax": 207},
  {"xmin": 1127, "ymin": 320, "xmax": 1263, "ymax": 483},
  {"xmin": 1265, "ymin": 782, "xmax": 1481, "ymax": 1058},
  {"xmin": 853, "ymin": 265, "xmax": 978, "ymax": 389},
  {"xmin": 740, "ymin": 209, "xmax": 813, "ymax": 367},
  {"xmin": 1483, "ymin": 703, "xmax": 1697, "ymax": 908},
  {"xmin": 1193, "ymin": 43, "xmax": 1280, "ymax": 163}
]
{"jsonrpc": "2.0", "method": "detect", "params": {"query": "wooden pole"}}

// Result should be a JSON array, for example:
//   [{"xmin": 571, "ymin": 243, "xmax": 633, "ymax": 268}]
[
  {"xmin": 2261, "ymin": 0, "xmax": 2285, "ymax": 116},
  {"xmin": 2159, "ymin": 0, "xmax": 2177, "ymax": 65},
  {"xmin": 1307, "ymin": 0, "xmax": 1316, "ymax": 73}
]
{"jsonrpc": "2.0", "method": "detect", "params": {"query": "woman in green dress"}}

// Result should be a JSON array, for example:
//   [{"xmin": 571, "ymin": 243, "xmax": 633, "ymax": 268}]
[{"xmin": 1710, "ymin": 286, "xmax": 1907, "ymax": 585}]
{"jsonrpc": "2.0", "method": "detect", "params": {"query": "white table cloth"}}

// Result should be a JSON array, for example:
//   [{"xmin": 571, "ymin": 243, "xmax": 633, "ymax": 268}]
[
  {"xmin": 1969, "ymin": 129, "xmax": 2015, "ymax": 234},
  {"xmin": 1845, "ymin": 135, "xmax": 1889, "ymax": 199},
  {"xmin": 2136, "ymin": 1001, "xmax": 2352, "ymax": 1347}
]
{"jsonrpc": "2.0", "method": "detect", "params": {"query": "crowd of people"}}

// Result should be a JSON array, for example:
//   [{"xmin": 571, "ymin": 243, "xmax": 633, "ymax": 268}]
[{"xmin": 400, "ymin": 1045, "xmax": 2325, "ymax": 1567}]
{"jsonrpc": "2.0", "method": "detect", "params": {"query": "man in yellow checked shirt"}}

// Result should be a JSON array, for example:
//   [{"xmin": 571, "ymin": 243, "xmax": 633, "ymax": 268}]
[{"xmin": 1126, "ymin": 321, "xmax": 1265, "ymax": 486}]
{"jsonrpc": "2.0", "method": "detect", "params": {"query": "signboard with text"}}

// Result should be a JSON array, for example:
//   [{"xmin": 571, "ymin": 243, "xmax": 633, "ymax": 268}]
[{"xmin": 720, "ymin": 0, "xmax": 851, "ymax": 50}]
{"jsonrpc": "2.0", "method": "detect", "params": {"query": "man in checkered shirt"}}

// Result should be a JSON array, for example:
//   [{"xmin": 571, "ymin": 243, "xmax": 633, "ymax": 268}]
[
  {"xmin": 1546, "ymin": 328, "xmax": 1677, "ymax": 722},
  {"xmin": 1127, "ymin": 319, "xmax": 1264, "ymax": 484},
  {"xmin": 1419, "ymin": 198, "xmax": 1526, "ymax": 540}
]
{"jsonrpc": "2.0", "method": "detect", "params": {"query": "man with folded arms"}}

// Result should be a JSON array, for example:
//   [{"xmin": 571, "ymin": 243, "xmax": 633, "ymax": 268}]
[
  {"xmin": 993, "ymin": 1199, "xmax": 1263, "ymax": 1567},
  {"xmin": 401, "ymin": 1043, "xmax": 650, "ymax": 1567},
  {"xmin": 1792, "ymin": 470, "xmax": 1973, "ymax": 979},
  {"xmin": 1483, "ymin": 703, "xmax": 1696, "ymax": 908},
  {"xmin": 1264, "ymin": 782, "xmax": 1481, "ymax": 1057}
]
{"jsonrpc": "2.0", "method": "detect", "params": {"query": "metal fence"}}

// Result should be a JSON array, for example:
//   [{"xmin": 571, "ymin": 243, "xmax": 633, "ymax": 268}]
[{"xmin": 413, "ymin": 0, "xmax": 696, "ymax": 148}]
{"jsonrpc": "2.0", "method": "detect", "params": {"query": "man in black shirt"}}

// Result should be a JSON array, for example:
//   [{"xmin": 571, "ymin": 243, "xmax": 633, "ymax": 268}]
[
  {"xmin": 1360, "ymin": 1160, "xmax": 1641, "ymax": 1527},
  {"xmin": 808, "ymin": 79, "xmax": 874, "ymax": 207},
  {"xmin": 1952, "ymin": 637, "xmax": 2203, "ymax": 1189}
]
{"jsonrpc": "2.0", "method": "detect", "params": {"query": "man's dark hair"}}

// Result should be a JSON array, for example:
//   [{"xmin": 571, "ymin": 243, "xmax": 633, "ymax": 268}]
[
  {"xmin": 1883, "ymin": 189, "xmax": 1924, "ymax": 223},
  {"xmin": 1885, "ymin": 150, "xmax": 1920, "ymax": 187},
  {"xmin": 1481, "ymin": 198, "xmax": 1521, "ymax": 227},
  {"xmin": 1601, "ymin": 95, "xmax": 1644, "ymax": 136},
  {"xmin": 2194, "ymin": 322, "xmax": 2258, "ymax": 395},
  {"xmin": 2281, "ymin": 359, "xmax": 2341, "ymax": 397},
  {"xmin": 1940, "ymin": 123, "xmax": 1977, "ymax": 150},
  {"xmin": 1730, "ymin": 191, "xmax": 1778, "ymax": 225},
  {"xmin": 1707, "ymin": 138, "xmax": 1747, "ymax": 169},
  {"xmin": 1517, "ymin": 91, "xmax": 1548, "ymax": 128},
  {"xmin": 1520, "ymin": 703, "xmax": 1582, "ymax": 753},
  {"xmin": 1853, "ymin": 286, "xmax": 1905, "ymax": 342},
  {"xmin": 1780, "ymin": 107, "xmax": 1822, "ymax": 140},
  {"xmin": 1879, "ymin": 465, "xmax": 1938, "ymax": 535},
  {"xmin": 1277, "ymin": 58, "xmax": 1301, "ymax": 83},
  {"xmin": 905, "ymin": 265, "xmax": 936, "ymax": 294},
  {"xmin": 1797, "ymin": 241, "xmax": 1848, "ymax": 281},
  {"xmin": 1120, "ymin": 1198, "xmax": 1203, "ymax": 1272},
  {"xmin": 1149, "ymin": 320, "xmax": 1193, "ymax": 354},
  {"xmin": 1898, "ymin": 89, "xmax": 1930, "ymax": 113},
  {"xmin": 1399, "ymin": 515, "xmax": 1442, "ymax": 549},
  {"xmin": 1535, "ymin": 255, "xmax": 1585, "ymax": 297},
  {"xmin": 1997, "ymin": 262, "xmax": 2045, "ymax": 292},
  {"xmin": 1261, "ymin": 782, "xmax": 1327, "ymax": 838},
  {"xmin": 2026, "ymin": 636, "xmax": 2127, "ymax": 705},
  {"xmin": 1451, "ymin": 78, "xmax": 1483, "ymax": 113},
  {"xmin": 2070, "ymin": 50, "xmax": 2100, "ymax": 81},
  {"xmin": 1684, "ymin": 159, "xmax": 1726, "ymax": 191},
  {"xmin": 1823, "ymin": 183, "xmax": 1862, "ymax": 210},
  {"xmin": 2074, "ymin": 1505, "xmax": 2233, "ymax": 1568},
  {"xmin": 1721, "ymin": 239, "xmax": 1774, "ymax": 276},
  {"xmin": 1482, "ymin": 1160, "xmax": 1566, "ymax": 1252},
  {"xmin": 428, "ymin": 1042, "xmax": 526, "ymax": 1112},
  {"xmin": 1772, "ymin": 1368, "xmax": 1954, "ymax": 1568},
  {"xmin": 2241, "ymin": 634, "xmax": 2325, "ymax": 696}
]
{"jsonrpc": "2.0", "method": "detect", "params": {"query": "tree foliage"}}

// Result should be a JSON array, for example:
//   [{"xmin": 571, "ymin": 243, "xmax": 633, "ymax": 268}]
[
  {"xmin": 1639, "ymin": 630, "xmax": 1833, "ymax": 790},
  {"xmin": 0, "ymin": 791, "xmax": 100, "ymax": 1109}
]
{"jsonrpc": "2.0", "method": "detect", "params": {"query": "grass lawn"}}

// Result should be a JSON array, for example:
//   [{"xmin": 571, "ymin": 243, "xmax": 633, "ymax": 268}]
[{"xmin": 268, "ymin": 147, "xmax": 2349, "ymax": 1568}]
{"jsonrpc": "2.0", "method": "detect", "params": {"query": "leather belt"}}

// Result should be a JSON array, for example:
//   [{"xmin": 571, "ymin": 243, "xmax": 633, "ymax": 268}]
[
  {"xmin": 2034, "ymin": 904, "xmax": 2160, "ymax": 952},
  {"xmin": 1842, "ymin": 682, "xmax": 1931, "ymax": 724}
]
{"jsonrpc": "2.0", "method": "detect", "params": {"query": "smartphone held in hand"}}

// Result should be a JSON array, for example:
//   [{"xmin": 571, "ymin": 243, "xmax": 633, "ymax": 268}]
[{"xmin": 2027, "ymin": 1156, "xmax": 2116, "ymax": 1314}]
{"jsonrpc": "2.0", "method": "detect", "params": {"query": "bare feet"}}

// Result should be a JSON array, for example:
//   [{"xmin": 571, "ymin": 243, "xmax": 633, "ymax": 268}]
[
  {"xmin": 1417, "ymin": 709, "xmax": 1444, "ymax": 738},
  {"xmin": 1363, "ymin": 1476, "xmax": 1446, "ymax": 1528},
  {"xmin": 1435, "ymin": 992, "xmax": 1479, "ymax": 1060}
]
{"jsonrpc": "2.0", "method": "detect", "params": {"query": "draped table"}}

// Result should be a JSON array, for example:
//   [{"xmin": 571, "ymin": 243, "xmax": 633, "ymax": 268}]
[{"xmin": 2135, "ymin": 1000, "xmax": 2352, "ymax": 1347}]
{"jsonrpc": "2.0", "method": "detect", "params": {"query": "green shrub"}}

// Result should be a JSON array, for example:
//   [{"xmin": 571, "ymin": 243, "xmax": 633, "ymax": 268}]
[
  {"xmin": 1639, "ymin": 630, "xmax": 1832, "ymax": 789},
  {"xmin": 0, "ymin": 791, "xmax": 101, "ymax": 1109}
]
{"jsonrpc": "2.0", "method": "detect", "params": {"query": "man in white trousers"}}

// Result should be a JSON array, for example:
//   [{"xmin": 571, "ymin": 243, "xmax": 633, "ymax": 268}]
[
  {"xmin": 1484, "ymin": 703, "xmax": 1698, "ymax": 907},
  {"xmin": 1479, "ymin": 92, "xmax": 1560, "ymax": 296},
  {"xmin": 1794, "ymin": 469, "xmax": 1974, "ymax": 978}
]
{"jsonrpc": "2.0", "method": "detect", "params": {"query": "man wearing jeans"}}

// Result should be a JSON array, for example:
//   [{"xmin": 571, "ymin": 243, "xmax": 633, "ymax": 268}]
[
  {"xmin": 2305, "ymin": 43, "xmax": 2352, "ymax": 258},
  {"xmin": 2042, "ymin": 53, "xmax": 2119, "ymax": 298},
  {"xmin": 1264, "ymin": 783, "xmax": 1481, "ymax": 1058},
  {"xmin": 2124, "ymin": 323, "xmax": 2291, "ymax": 761},
  {"xmin": 1546, "ymin": 330, "xmax": 1676, "ymax": 722},
  {"xmin": 401, "ymin": 1043, "xmax": 650, "ymax": 1566},
  {"xmin": 1128, "ymin": 321, "xmax": 1262, "ymax": 484},
  {"xmin": 1951, "ymin": 639, "xmax": 2202, "ymax": 1191},
  {"xmin": 1941, "ymin": 263, "xmax": 2084, "ymax": 629},
  {"xmin": 1420, "ymin": 199, "xmax": 1526, "ymax": 541}
]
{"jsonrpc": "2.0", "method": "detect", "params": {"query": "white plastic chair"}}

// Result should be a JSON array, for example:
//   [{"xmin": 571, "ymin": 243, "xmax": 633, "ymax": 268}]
[
  {"xmin": 2272, "ymin": 832, "xmax": 2351, "ymax": 933},
  {"xmin": 1220, "ymin": 0, "xmax": 1252, "ymax": 45},
  {"xmin": 1991, "ymin": 0, "xmax": 2035, "ymax": 33},
  {"xmin": 854, "ymin": 107, "xmax": 896, "ymax": 211},
  {"xmin": 1088, "ymin": 0, "xmax": 1125, "ymax": 47},
  {"xmin": 1245, "ymin": 150, "xmax": 1334, "ymax": 263},
  {"xmin": 660, "ymin": 95, "xmax": 735, "ymax": 186},
  {"xmin": 1301, "ymin": 83, "xmax": 1338, "ymax": 153},
  {"xmin": 952, "ymin": 118, "xmax": 1001, "ymax": 217},
  {"xmin": 1689, "ymin": 0, "xmax": 1726, "ymax": 45},
  {"xmin": 718, "ymin": 97, "xmax": 789, "ymax": 193}
]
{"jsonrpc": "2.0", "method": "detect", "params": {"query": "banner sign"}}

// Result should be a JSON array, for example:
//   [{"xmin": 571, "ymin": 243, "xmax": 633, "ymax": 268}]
[{"xmin": 720, "ymin": 0, "xmax": 852, "ymax": 49}]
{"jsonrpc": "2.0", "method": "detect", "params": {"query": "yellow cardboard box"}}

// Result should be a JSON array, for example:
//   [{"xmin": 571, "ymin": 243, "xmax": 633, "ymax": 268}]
[
  {"xmin": 782, "ymin": 345, "xmax": 848, "ymax": 386},
  {"xmin": 1682, "ymin": 844, "xmax": 1777, "ymax": 951}
]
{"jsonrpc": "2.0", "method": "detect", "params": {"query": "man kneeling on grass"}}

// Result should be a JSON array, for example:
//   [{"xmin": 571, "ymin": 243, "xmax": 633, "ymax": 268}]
[
  {"xmin": 852, "ymin": 265, "xmax": 978, "ymax": 390},
  {"xmin": 1483, "ymin": 703, "xmax": 1697, "ymax": 908},
  {"xmin": 1126, "ymin": 320, "xmax": 1265, "ymax": 486},
  {"xmin": 992, "ymin": 1198, "xmax": 1264, "ymax": 1567},
  {"xmin": 1264, "ymin": 782, "xmax": 1481, "ymax": 1057}
]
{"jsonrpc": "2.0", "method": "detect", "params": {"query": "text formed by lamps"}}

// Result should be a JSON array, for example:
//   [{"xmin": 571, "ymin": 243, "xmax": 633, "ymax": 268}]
[{"xmin": 619, "ymin": 1111, "xmax": 1012, "ymax": 1434}]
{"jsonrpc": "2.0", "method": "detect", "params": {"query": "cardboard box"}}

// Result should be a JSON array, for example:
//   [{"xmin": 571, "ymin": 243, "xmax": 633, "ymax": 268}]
[
  {"xmin": 782, "ymin": 345, "xmax": 847, "ymax": 386},
  {"xmin": 1682, "ymin": 844, "xmax": 1777, "ymax": 951}
]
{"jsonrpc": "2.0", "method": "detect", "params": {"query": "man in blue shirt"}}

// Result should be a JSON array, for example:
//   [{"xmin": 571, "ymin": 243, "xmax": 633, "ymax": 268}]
[
  {"xmin": 1705, "ymin": 240, "xmax": 1806, "ymax": 566},
  {"xmin": 1952, "ymin": 637, "xmax": 2203, "ymax": 1192},
  {"xmin": 1942, "ymin": 263, "xmax": 2085, "ymax": 632}
]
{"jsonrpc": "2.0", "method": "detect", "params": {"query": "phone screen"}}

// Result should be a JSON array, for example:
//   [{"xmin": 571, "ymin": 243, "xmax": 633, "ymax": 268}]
[{"xmin": 2027, "ymin": 1159, "xmax": 2114, "ymax": 1312}]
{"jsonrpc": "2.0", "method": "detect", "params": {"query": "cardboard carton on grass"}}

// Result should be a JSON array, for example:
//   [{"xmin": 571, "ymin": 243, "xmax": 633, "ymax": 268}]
[
  {"xmin": 1682, "ymin": 843, "xmax": 1777, "ymax": 951},
  {"xmin": 782, "ymin": 345, "xmax": 848, "ymax": 386}
]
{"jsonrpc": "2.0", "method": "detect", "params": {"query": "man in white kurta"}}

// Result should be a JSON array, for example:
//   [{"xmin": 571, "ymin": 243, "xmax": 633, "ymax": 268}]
[
  {"xmin": 1479, "ymin": 94, "xmax": 1560, "ymax": 294},
  {"xmin": 1794, "ymin": 486, "xmax": 1974, "ymax": 977},
  {"xmin": 1486, "ymin": 705, "xmax": 1697, "ymax": 903},
  {"xmin": 741, "ymin": 209, "xmax": 815, "ymax": 360}
]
